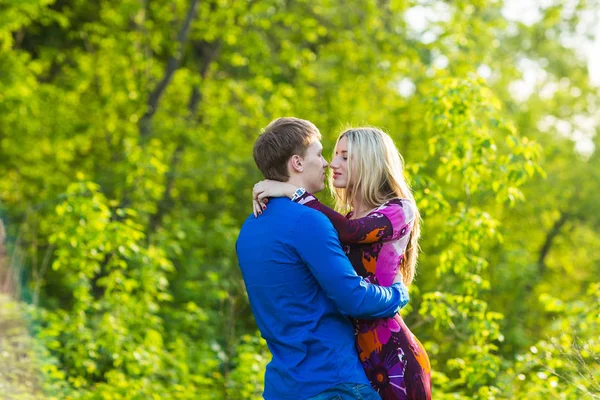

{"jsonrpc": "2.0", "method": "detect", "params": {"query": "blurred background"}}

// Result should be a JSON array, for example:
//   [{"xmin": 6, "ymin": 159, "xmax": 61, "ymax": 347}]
[{"xmin": 0, "ymin": 0, "xmax": 598, "ymax": 399}]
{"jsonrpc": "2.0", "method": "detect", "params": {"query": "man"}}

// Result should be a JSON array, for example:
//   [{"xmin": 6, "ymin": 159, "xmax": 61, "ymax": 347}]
[{"xmin": 236, "ymin": 117, "xmax": 409, "ymax": 400}]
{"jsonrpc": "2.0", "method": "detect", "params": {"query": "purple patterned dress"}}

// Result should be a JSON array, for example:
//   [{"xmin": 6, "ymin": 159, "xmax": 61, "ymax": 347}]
[{"xmin": 296, "ymin": 193, "xmax": 432, "ymax": 400}]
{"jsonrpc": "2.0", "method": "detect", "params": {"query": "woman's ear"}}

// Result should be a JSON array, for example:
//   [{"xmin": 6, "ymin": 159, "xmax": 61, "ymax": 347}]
[{"xmin": 289, "ymin": 154, "xmax": 304, "ymax": 173}]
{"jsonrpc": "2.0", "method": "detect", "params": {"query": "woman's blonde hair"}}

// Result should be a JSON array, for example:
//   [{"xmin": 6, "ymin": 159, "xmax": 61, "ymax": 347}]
[{"xmin": 330, "ymin": 127, "xmax": 421, "ymax": 285}]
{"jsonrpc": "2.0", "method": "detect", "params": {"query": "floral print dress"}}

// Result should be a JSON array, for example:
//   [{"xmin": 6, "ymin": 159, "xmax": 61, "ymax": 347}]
[{"xmin": 296, "ymin": 193, "xmax": 432, "ymax": 400}]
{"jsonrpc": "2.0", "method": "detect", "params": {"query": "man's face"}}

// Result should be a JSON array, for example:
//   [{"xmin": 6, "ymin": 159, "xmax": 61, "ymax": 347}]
[{"xmin": 300, "ymin": 139, "xmax": 329, "ymax": 193}]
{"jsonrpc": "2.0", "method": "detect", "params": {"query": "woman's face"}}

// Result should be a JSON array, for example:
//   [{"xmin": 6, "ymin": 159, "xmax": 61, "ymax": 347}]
[{"xmin": 330, "ymin": 136, "xmax": 350, "ymax": 189}]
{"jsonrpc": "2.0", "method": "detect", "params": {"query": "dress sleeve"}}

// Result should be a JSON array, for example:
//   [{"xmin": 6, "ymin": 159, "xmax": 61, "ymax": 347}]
[{"xmin": 295, "ymin": 194, "xmax": 416, "ymax": 244}]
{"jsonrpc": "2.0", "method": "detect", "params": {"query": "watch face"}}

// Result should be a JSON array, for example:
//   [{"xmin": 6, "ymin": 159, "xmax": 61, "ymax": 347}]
[{"xmin": 292, "ymin": 188, "xmax": 305, "ymax": 201}]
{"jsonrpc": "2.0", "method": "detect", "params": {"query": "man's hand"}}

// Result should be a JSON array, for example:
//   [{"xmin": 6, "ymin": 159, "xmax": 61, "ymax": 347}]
[
  {"xmin": 395, "ymin": 281, "xmax": 410, "ymax": 310},
  {"xmin": 393, "ymin": 269, "xmax": 409, "ymax": 311},
  {"xmin": 393, "ymin": 267, "xmax": 405, "ymax": 285}
]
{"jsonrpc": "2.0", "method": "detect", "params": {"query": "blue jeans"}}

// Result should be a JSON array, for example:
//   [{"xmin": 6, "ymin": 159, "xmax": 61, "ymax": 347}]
[{"xmin": 307, "ymin": 382, "xmax": 380, "ymax": 400}]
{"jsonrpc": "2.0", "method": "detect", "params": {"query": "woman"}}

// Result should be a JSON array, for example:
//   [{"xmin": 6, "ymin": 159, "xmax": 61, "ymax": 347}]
[{"xmin": 252, "ymin": 127, "xmax": 431, "ymax": 400}]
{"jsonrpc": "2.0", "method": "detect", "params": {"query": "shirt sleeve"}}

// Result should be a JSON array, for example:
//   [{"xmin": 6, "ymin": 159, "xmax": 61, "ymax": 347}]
[
  {"xmin": 295, "ymin": 194, "xmax": 415, "ymax": 244},
  {"xmin": 292, "ymin": 209, "xmax": 409, "ymax": 319}
]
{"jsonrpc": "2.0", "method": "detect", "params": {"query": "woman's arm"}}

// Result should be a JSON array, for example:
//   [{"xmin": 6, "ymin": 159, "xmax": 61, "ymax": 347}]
[
  {"xmin": 251, "ymin": 180, "xmax": 298, "ymax": 217},
  {"xmin": 252, "ymin": 181, "xmax": 415, "ymax": 244},
  {"xmin": 295, "ymin": 193, "xmax": 414, "ymax": 244}
]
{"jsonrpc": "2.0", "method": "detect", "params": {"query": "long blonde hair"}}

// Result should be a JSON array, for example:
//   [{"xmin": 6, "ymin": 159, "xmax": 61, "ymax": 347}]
[{"xmin": 330, "ymin": 127, "xmax": 421, "ymax": 285}]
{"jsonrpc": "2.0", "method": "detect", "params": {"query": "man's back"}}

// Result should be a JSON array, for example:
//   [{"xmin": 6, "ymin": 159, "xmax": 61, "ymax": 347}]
[{"xmin": 236, "ymin": 198, "xmax": 370, "ymax": 399}]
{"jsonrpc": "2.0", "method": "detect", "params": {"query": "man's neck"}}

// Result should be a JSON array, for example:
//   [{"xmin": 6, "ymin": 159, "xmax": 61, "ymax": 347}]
[{"xmin": 287, "ymin": 176, "xmax": 311, "ymax": 193}]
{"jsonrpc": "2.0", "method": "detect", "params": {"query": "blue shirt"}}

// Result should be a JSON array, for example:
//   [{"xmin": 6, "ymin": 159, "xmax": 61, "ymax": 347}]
[{"xmin": 236, "ymin": 198, "xmax": 408, "ymax": 400}]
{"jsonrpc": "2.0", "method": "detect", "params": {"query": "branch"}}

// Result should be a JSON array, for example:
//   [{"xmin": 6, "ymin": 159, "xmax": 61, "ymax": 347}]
[
  {"xmin": 537, "ymin": 211, "xmax": 570, "ymax": 277},
  {"xmin": 117, "ymin": 0, "xmax": 200, "ymax": 212},
  {"xmin": 147, "ymin": 140, "xmax": 186, "ymax": 237},
  {"xmin": 146, "ymin": 40, "xmax": 222, "ymax": 238},
  {"xmin": 521, "ymin": 210, "xmax": 572, "ymax": 294},
  {"xmin": 139, "ymin": 0, "xmax": 199, "ymax": 142}
]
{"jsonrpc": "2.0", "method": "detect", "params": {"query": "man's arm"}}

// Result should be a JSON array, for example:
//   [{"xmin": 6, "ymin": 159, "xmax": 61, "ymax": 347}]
[{"xmin": 292, "ymin": 209, "xmax": 409, "ymax": 319}]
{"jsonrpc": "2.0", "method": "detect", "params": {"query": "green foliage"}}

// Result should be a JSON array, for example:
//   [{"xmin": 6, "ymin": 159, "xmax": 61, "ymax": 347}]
[
  {"xmin": 413, "ymin": 77, "xmax": 541, "ymax": 398},
  {"xmin": 225, "ymin": 334, "xmax": 270, "ymax": 400},
  {"xmin": 0, "ymin": 0, "xmax": 598, "ymax": 398},
  {"xmin": 500, "ymin": 283, "xmax": 600, "ymax": 399},
  {"xmin": 31, "ymin": 182, "xmax": 223, "ymax": 398}
]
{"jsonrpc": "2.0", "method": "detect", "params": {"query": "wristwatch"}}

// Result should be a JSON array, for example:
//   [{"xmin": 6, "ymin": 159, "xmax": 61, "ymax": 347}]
[{"xmin": 291, "ymin": 187, "xmax": 306, "ymax": 202}]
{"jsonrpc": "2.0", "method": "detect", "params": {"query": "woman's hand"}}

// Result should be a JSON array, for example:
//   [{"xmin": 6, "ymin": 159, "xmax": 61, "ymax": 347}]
[
  {"xmin": 252, "ymin": 180, "xmax": 298, "ymax": 217},
  {"xmin": 252, "ymin": 198, "xmax": 266, "ymax": 218}
]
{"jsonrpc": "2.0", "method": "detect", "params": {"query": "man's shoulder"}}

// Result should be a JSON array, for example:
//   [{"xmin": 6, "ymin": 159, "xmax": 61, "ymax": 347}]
[
  {"xmin": 263, "ymin": 198, "xmax": 328, "ymax": 221},
  {"xmin": 237, "ymin": 201, "xmax": 322, "ymax": 232},
  {"xmin": 291, "ymin": 206, "xmax": 335, "ymax": 238},
  {"xmin": 296, "ymin": 204, "xmax": 330, "ymax": 221}
]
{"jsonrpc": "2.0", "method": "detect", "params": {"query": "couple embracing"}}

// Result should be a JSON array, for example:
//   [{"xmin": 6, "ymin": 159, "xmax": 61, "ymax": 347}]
[{"xmin": 236, "ymin": 117, "xmax": 431, "ymax": 400}]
